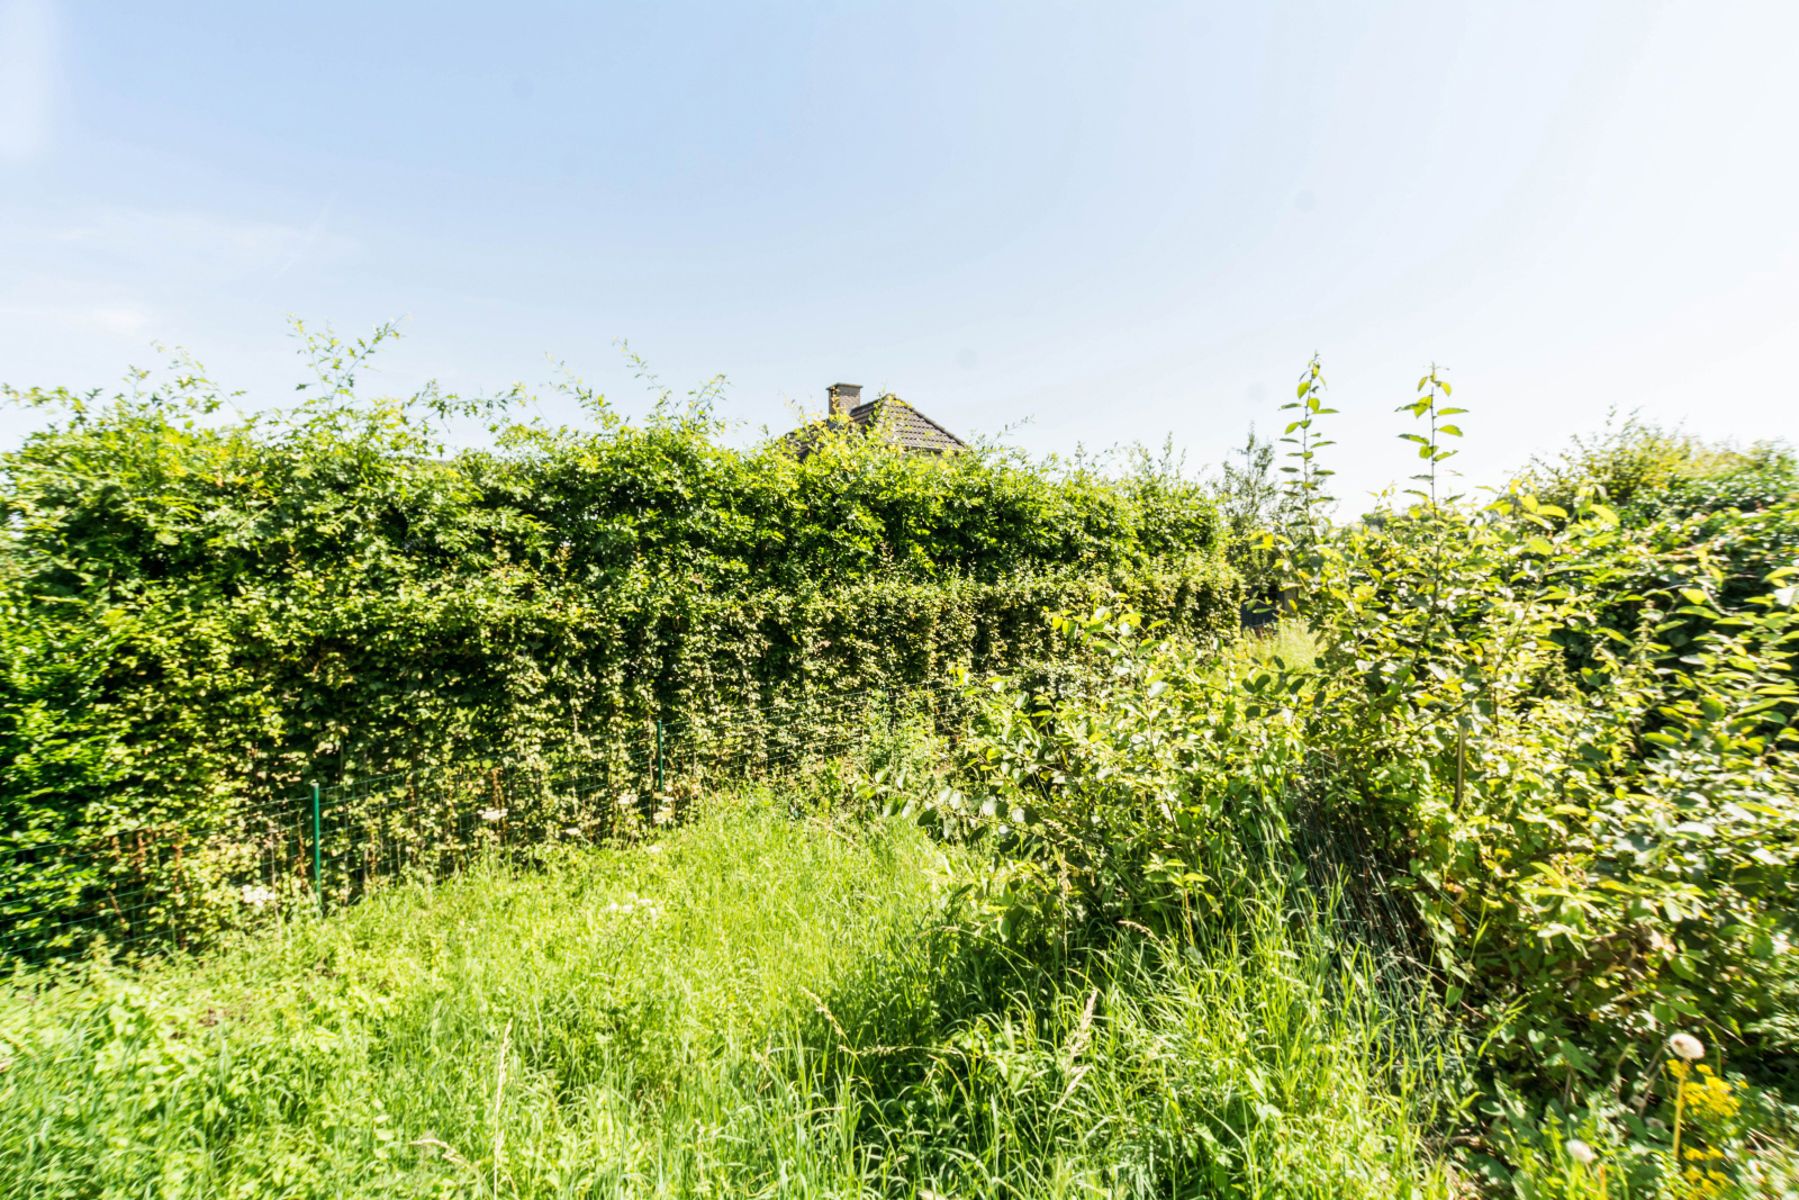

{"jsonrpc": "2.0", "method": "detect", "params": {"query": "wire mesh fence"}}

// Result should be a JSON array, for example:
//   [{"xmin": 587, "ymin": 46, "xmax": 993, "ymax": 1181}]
[{"xmin": 1, "ymin": 677, "xmax": 968, "ymax": 968}]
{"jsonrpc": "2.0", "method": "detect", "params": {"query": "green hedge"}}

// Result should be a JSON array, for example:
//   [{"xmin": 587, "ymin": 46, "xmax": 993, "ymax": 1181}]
[{"xmin": 0, "ymin": 371, "xmax": 1236, "ymax": 954}]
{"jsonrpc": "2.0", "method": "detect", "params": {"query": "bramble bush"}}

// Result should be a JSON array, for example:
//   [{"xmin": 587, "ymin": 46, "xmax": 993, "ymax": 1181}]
[{"xmin": 944, "ymin": 362, "xmax": 1798, "ymax": 1192}]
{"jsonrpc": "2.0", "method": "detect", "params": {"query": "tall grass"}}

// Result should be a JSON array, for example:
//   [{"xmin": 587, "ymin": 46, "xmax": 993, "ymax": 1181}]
[
  {"xmin": 817, "ymin": 889, "xmax": 1456, "ymax": 1199},
  {"xmin": 0, "ymin": 790, "xmax": 1450, "ymax": 1198}
]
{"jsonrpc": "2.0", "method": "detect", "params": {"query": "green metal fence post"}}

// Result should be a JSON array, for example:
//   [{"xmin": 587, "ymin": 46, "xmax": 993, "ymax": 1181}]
[
  {"xmin": 311, "ymin": 781, "xmax": 323, "ymax": 912},
  {"xmin": 654, "ymin": 718, "xmax": 664, "ymax": 793}
]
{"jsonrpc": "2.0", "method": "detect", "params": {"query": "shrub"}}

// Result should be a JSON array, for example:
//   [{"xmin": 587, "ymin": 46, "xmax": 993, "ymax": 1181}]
[
  {"xmin": 945, "ymin": 389, "xmax": 1799, "ymax": 1189},
  {"xmin": 0, "ymin": 334, "xmax": 1237, "ymax": 955}
]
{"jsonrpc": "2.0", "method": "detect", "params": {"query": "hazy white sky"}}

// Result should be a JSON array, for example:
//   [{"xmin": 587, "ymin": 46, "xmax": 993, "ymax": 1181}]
[{"xmin": 2, "ymin": 1, "xmax": 1795, "ymax": 502}]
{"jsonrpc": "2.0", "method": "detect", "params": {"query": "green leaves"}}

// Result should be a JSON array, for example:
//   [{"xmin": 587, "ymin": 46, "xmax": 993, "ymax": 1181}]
[
  {"xmin": 1296, "ymin": 410, "xmax": 1799, "ymax": 1099},
  {"xmin": 0, "ymin": 341, "xmax": 1246, "ymax": 957},
  {"xmin": 1395, "ymin": 366, "xmax": 1462, "ymax": 507},
  {"xmin": 952, "ymin": 607, "xmax": 1308, "ymax": 932},
  {"xmin": 1276, "ymin": 355, "xmax": 1336, "ymax": 578}
]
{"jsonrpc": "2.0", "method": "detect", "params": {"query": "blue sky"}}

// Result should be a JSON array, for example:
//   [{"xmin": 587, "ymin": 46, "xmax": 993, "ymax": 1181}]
[{"xmin": 2, "ymin": 1, "xmax": 1795, "ymax": 502}]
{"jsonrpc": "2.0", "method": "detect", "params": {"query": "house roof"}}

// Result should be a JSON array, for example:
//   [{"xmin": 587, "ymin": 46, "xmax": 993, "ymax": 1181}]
[
  {"xmin": 843, "ymin": 395, "xmax": 966, "ymax": 453},
  {"xmin": 784, "ymin": 391, "xmax": 967, "ymax": 459}
]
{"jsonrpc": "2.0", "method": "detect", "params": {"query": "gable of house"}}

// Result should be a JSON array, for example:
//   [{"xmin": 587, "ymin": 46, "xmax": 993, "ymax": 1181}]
[{"xmin": 785, "ymin": 382, "xmax": 967, "ymax": 459}]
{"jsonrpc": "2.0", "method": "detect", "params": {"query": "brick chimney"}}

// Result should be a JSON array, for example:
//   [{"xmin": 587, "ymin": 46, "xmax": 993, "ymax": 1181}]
[{"xmin": 828, "ymin": 382, "xmax": 862, "ymax": 419}]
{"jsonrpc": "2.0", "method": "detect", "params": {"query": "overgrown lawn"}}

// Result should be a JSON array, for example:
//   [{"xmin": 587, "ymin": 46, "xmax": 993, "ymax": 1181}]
[{"xmin": 0, "ymin": 792, "xmax": 1447, "ymax": 1199}]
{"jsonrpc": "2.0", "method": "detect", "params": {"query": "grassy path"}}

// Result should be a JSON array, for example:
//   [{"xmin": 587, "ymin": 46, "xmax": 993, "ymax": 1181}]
[{"xmin": 1, "ymin": 794, "xmax": 1446, "ymax": 1198}]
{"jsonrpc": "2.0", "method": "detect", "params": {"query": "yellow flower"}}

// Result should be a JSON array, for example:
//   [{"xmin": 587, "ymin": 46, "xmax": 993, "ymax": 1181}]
[{"xmin": 1685, "ymin": 1068, "xmax": 1740, "ymax": 1122}]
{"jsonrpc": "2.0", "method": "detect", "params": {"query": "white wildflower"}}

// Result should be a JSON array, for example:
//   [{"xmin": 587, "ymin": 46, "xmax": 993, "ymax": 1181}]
[
  {"xmin": 479, "ymin": 807, "xmax": 506, "ymax": 823},
  {"xmin": 239, "ymin": 883, "xmax": 276, "ymax": 909},
  {"xmin": 603, "ymin": 892, "xmax": 662, "ymax": 920},
  {"xmin": 1669, "ymin": 1032, "xmax": 1705, "ymax": 1061},
  {"xmin": 1565, "ymin": 1138, "xmax": 1596, "ymax": 1165}
]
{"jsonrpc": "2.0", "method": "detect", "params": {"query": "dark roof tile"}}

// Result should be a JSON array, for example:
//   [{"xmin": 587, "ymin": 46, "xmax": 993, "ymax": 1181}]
[
  {"xmin": 784, "ymin": 394, "xmax": 966, "ymax": 459},
  {"xmin": 845, "ymin": 396, "xmax": 965, "ymax": 453}
]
